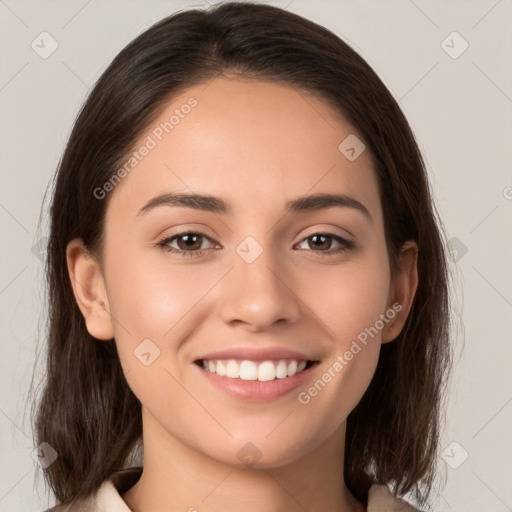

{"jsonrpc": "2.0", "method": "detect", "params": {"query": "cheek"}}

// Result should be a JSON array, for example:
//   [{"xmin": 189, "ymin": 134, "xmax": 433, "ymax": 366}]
[
  {"xmin": 106, "ymin": 248, "xmax": 213, "ymax": 336},
  {"xmin": 305, "ymin": 256, "xmax": 391, "ymax": 343},
  {"xmin": 296, "ymin": 254, "xmax": 390, "ymax": 406},
  {"xmin": 295, "ymin": 267, "xmax": 389, "ymax": 438},
  {"xmin": 105, "ymin": 253, "xmax": 215, "ymax": 401},
  {"xmin": 104, "ymin": 245, "xmax": 223, "ymax": 390}
]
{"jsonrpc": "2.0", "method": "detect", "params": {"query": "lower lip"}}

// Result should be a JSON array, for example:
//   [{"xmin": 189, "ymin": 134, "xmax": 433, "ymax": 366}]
[{"xmin": 195, "ymin": 362, "xmax": 318, "ymax": 402}]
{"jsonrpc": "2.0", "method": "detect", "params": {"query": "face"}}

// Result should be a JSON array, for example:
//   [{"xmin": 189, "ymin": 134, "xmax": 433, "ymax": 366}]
[{"xmin": 69, "ymin": 76, "xmax": 416, "ymax": 469}]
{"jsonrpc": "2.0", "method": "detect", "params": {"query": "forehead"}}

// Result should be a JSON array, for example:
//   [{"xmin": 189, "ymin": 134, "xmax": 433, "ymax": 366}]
[{"xmin": 106, "ymin": 76, "xmax": 380, "ymax": 222}]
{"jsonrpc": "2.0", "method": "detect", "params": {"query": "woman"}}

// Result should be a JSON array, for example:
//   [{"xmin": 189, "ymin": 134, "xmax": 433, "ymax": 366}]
[{"xmin": 33, "ymin": 2, "xmax": 452, "ymax": 510}]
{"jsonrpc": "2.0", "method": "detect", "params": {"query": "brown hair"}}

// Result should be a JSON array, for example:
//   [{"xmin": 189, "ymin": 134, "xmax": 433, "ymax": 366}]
[{"xmin": 31, "ymin": 1, "xmax": 452, "ymax": 509}]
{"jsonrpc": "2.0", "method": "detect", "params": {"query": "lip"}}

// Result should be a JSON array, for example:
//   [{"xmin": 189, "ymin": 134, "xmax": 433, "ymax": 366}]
[
  {"xmin": 194, "ymin": 359, "xmax": 320, "ymax": 402},
  {"xmin": 195, "ymin": 346, "xmax": 317, "ymax": 363}
]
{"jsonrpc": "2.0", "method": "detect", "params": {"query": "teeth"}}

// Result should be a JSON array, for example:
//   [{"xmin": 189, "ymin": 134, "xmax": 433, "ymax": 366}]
[
  {"xmin": 226, "ymin": 360, "xmax": 239, "ymax": 378},
  {"xmin": 201, "ymin": 359, "xmax": 310, "ymax": 381},
  {"xmin": 240, "ymin": 360, "xmax": 258, "ymax": 380},
  {"xmin": 275, "ymin": 360, "xmax": 288, "ymax": 378},
  {"xmin": 297, "ymin": 360, "xmax": 307, "ymax": 373},
  {"xmin": 258, "ymin": 361, "xmax": 275, "ymax": 381},
  {"xmin": 216, "ymin": 360, "xmax": 226, "ymax": 377}
]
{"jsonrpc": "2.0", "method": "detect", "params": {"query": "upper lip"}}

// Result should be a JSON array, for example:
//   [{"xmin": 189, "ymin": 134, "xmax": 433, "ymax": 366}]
[{"xmin": 195, "ymin": 346, "xmax": 320, "ymax": 362}]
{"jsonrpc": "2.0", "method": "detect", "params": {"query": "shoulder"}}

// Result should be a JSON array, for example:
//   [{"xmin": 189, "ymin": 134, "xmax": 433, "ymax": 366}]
[
  {"xmin": 39, "ymin": 500, "xmax": 98, "ymax": 512},
  {"xmin": 38, "ymin": 466, "xmax": 143, "ymax": 512},
  {"xmin": 367, "ymin": 484, "xmax": 423, "ymax": 511}
]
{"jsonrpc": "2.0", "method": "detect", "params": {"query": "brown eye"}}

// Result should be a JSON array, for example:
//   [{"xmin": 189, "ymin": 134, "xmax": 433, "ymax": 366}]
[
  {"xmin": 308, "ymin": 234, "xmax": 332, "ymax": 251},
  {"xmin": 297, "ymin": 233, "xmax": 354, "ymax": 255},
  {"xmin": 158, "ymin": 231, "xmax": 217, "ymax": 257},
  {"xmin": 175, "ymin": 233, "xmax": 204, "ymax": 251}
]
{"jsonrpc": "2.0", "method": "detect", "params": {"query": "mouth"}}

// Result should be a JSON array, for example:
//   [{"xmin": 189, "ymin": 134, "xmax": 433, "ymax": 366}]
[
  {"xmin": 193, "ymin": 347, "xmax": 321, "ymax": 401},
  {"xmin": 194, "ymin": 358, "xmax": 318, "ymax": 382}
]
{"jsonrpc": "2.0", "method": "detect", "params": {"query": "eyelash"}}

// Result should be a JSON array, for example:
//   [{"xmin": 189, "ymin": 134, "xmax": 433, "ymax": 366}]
[{"xmin": 156, "ymin": 231, "xmax": 355, "ymax": 258}]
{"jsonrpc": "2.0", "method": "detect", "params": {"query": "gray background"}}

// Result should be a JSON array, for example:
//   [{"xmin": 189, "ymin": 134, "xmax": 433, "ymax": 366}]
[{"xmin": 1, "ymin": 0, "xmax": 511, "ymax": 510}]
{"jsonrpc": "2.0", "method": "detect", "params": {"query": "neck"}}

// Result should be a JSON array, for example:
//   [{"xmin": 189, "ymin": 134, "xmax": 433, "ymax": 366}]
[{"xmin": 122, "ymin": 408, "xmax": 365, "ymax": 512}]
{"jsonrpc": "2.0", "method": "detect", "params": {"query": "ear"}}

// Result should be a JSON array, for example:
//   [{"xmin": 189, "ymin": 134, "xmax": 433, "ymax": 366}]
[
  {"xmin": 66, "ymin": 238, "xmax": 115, "ymax": 340},
  {"xmin": 381, "ymin": 240, "xmax": 419, "ymax": 343}
]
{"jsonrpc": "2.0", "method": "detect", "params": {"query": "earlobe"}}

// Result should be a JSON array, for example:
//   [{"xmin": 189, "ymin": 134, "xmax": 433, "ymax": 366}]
[
  {"xmin": 66, "ymin": 238, "xmax": 115, "ymax": 341},
  {"xmin": 382, "ymin": 240, "xmax": 419, "ymax": 343}
]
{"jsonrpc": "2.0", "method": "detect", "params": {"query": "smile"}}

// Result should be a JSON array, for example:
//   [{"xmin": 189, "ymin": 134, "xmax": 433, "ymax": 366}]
[{"xmin": 198, "ymin": 358, "xmax": 312, "ymax": 381}]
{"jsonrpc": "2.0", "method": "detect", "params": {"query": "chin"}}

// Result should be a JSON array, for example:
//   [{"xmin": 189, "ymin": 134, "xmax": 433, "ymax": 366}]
[{"xmin": 202, "ymin": 436, "xmax": 313, "ymax": 471}]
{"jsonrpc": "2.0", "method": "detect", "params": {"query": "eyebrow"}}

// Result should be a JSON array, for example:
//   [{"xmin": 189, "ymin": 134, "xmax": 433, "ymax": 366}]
[{"xmin": 137, "ymin": 192, "xmax": 372, "ymax": 221}]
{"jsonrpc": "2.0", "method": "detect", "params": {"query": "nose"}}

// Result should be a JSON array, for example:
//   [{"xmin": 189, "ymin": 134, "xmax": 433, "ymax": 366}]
[{"xmin": 218, "ymin": 240, "xmax": 301, "ymax": 332}]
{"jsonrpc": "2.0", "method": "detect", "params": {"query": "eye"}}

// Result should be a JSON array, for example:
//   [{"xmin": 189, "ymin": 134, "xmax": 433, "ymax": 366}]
[
  {"xmin": 295, "ymin": 233, "xmax": 354, "ymax": 256},
  {"xmin": 157, "ymin": 230, "xmax": 354, "ymax": 258},
  {"xmin": 157, "ymin": 231, "xmax": 217, "ymax": 257}
]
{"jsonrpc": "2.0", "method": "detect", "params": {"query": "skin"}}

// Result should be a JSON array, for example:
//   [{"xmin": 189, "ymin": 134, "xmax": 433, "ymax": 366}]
[{"xmin": 67, "ymin": 76, "xmax": 418, "ymax": 512}]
